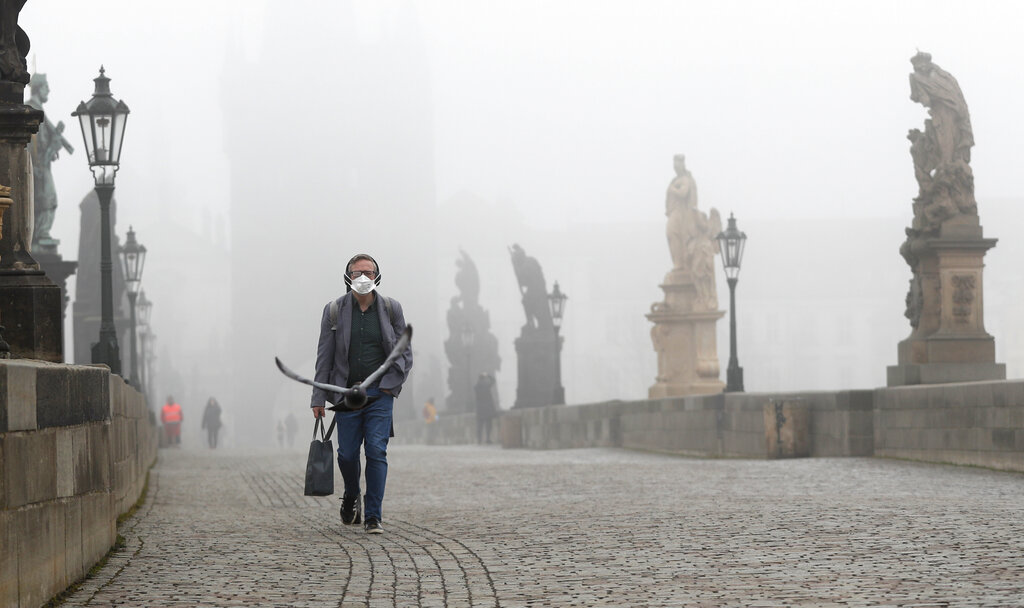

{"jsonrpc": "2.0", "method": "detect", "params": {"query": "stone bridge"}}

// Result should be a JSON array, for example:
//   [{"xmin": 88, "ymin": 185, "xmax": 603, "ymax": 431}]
[
  {"xmin": 4, "ymin": 358, "xmax": 1024, "ymax": 606},
  {"xmin": 47, "ymin": 445, "xmax": 1024, "ymax": 607}
]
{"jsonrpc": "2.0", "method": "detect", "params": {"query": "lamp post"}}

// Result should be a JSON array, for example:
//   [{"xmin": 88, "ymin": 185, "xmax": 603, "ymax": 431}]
[
  {"xmin": 548, "ymin": 281, "xmax": 567, "ymax": 405},
  {"xmin": 716, "ymin": 213, "xmax": 748, "ymax": 393},
  {"xmin": 73, "ymin": 66, "xmax": 130, "ymax": 374},
  {"xmin": 137, "ymin": 289, "xmax": 152, "ymax": 395},
  {"xmin": 119, "ymin": 227, "xmax": 146, "ymax": 387},
  {"xmin": 460, "ymin": 321, "xmax": 475, "ymax": 413}
]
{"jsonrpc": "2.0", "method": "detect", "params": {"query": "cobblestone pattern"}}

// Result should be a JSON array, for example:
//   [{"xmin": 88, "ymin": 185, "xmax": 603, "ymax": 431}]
[{"xmin": 59, "ymin": 445, "xmax": 1024, "ymax": 607}]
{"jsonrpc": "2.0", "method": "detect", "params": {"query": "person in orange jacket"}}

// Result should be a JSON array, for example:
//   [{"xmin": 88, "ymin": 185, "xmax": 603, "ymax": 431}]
[{"xmin": 161, "ymin": 395, "xmax": 184, "ymax": 447}]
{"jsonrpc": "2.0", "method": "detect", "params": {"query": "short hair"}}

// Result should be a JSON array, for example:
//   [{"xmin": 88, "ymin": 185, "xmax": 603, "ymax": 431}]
[{"xmin": 346, "ymin": 253, "xmax": 378, "ymax": 275}]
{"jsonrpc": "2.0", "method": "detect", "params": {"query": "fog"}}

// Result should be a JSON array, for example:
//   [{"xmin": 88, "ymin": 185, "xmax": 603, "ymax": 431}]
[{"xmin": 20, "ymin": 1, "xmax": 1024, "ymax": 445}]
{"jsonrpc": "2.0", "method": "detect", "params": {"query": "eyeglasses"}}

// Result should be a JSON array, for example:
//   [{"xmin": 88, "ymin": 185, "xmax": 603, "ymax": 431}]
[{"xmin": 348, "ymin": 270, "xmax": 377, "ymax": 279}]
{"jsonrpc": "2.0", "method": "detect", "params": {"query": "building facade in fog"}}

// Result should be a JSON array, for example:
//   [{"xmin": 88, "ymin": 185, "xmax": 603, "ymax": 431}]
[{"xmin": 222, "ymin": 2, "xmax": 439, "ymax": 443}]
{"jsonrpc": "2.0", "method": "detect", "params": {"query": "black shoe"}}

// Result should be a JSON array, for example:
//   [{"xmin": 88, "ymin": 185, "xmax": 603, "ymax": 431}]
[
  {"xmin": 340, "ymin": 494, "xmax": 362, "ymax": 525},
  {"xmin": 364, "ymin": 518, "xmax": 383, "ymax": 534}
]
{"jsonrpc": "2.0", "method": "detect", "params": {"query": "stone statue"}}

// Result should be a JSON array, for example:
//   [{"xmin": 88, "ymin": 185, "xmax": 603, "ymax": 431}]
[
  {"xmin": 648, "ymin": 154, "xmax": 726, "ymax": 397},
  {"xmin": 0, "ymin": 0, "xmax": 30, "ymax": 86},
  {"xmin": 909, "ymin": 52, "xmax": 973, "ymax": 166},
  {"xmin": 901, "ymin": 52, "xmax": 978, "ymax": 327},
  {"xmin": 664, "ymin": 154, "xmax": 722, "ymax": 311},
  {"xmin": 509, "ymin": 243, "xmax": 552, "ymax": 331},
  {"xmin": 887, "ymin": 52, "xmax": 1004, "ymax": 387},
  {"xmin": 28, "ymin": 72, "xmax": 73, "ymax": 250},
  {"xmin": 444, "ymin": 250, "xmax": 501, "ymax": 412}
]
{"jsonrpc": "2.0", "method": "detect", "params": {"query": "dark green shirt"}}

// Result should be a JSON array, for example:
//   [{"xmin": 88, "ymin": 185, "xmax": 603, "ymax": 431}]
[{"xmin": 348, "ymin": 296, "xmax": 386, "ymax": 386}]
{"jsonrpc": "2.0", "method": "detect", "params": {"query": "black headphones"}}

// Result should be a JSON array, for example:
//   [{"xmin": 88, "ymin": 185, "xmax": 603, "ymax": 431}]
[{"xmin": 344, "ymin": 253, "xmax": 382, "ymax": 292}]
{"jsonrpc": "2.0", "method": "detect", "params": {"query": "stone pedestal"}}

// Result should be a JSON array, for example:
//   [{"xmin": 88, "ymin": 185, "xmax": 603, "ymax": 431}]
[
  {"xmin": 34, "ymin": 248, "xmax": 77, "ymax": 325},
  {"xmin": 0, "ymin": 82, "xmax": 62, "ymax": 362},
  {"xmin": 888, "ymin": 220, "xmax": 1005, "ymax": 386},
  {"xmin": 647, "ymin": 273, "xmax": 725, "ymax": 398},
  {"xmin": 512, "ymin": 327, "xmax": 561, "ymax": 409}
]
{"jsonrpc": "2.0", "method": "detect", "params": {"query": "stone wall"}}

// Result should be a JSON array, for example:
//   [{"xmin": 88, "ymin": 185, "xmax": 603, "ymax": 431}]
[
  {"xmin": 395, "ymin": 381, "xmax": 1024, "ymax": 472},
  {"xmin": 0, "ymin": 360, "xmax": 157, "ymax": 608},
  {"xmin": 394, "ymin": 390, "xmax": 875, "ymax": 459},
  {"xmin": 874, "ymin": 380, "xmax": 1024, "ymax": 471}
]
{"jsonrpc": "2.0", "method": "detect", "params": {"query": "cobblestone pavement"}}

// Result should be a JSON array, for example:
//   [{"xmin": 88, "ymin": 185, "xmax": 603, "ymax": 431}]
[{"xmin": 60, "ymin": 445, "xmax": 1024, "ymax": 607}]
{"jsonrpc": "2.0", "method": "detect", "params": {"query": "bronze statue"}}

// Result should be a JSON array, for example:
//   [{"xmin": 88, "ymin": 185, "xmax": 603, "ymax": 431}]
[
  {"xmin": 28, "ymin": 72, "xmax": 73, "ymax": 249},
  {"xmin": 509, "ymin": 243, "xmax": 552, "ymax": 331}
]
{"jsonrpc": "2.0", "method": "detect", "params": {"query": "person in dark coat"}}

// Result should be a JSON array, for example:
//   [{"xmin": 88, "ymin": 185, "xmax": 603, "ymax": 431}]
[
  {"xmin": 201, "ymin": 397, "xmax": 223, "ymax": 449},
  {"xmin": 474, "ymin": 373, "xmax": 497, "ymax": 444}
]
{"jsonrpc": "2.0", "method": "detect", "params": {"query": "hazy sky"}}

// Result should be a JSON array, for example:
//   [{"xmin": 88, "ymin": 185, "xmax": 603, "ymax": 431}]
[
  {"xmin": 23, "ymin": 0, "xmax": 1024, "ymax": 245},
  {"xmin": 17, "ymin": 1, "xmax": 1024, "ymax": 417}
]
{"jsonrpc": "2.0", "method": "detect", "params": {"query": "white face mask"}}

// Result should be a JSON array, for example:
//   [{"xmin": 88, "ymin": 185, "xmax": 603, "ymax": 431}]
[{"xmin": 351, "ymin": 274, "xmax": 376, "ymax": 295}]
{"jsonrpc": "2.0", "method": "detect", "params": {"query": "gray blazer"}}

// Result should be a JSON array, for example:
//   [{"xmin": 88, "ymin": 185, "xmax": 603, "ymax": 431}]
[{"xmin": 309, "ymin": 291, "xmax": 413, "ymax": 407}]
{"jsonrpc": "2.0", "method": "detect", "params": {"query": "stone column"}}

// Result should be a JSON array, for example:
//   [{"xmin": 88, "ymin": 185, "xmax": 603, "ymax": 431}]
[{"xmin": 0, "ymin": 80, "xmax": 62, "ymax": 362}]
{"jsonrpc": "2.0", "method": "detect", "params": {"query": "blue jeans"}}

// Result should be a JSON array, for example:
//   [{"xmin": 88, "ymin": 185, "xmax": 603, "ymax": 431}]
[{"xmin": 334, "ymin": 387, "xmax": 393, "ymax": 522}]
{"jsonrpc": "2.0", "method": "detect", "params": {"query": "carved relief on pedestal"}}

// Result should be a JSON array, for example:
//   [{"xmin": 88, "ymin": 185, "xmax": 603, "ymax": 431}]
[{"xmin": 950, "ymin": 274, "xmax": 975, "ymax": 323}]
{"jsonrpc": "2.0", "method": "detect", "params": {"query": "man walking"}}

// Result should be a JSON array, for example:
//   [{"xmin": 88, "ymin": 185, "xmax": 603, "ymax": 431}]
[{"xmin": 310, "ymin": 253, "xmax": 413, "ymax": 534}]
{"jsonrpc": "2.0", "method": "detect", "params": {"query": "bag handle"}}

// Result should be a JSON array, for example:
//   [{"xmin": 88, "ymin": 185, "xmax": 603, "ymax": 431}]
[{"xmin": 311, "ymin": 415, "xmax": 336, "ymax": 441}]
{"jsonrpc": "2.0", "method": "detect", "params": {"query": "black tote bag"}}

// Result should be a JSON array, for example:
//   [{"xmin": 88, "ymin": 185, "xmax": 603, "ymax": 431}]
[{"xmin": 304, "ymin": 416, "xmax": 336, "ymax": 496}]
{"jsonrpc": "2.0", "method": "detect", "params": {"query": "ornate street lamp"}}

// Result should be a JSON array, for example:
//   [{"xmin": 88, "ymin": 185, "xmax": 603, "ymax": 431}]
[
  {"xmin": 548, "ymin": 281, "xmax": 568, "ymax": 405},
  {"xmin": 716, "ymin": 213, "xmax": 748, "ymax": 392},
  {"xmin": 137, "ymin": 289, "xmax": 152, "ymax": 394},
  {"xmin": 119, "ymin": 226, "xmax": 146, "ymax": 387},
  {"xmin": 73, "ymin": 66, "xmax": 130, "ymax": 374}
]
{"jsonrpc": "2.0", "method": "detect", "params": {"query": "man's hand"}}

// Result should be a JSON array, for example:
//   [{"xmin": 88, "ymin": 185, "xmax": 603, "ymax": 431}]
[{"xmin": 312, "ymin": 406, "xmax": 325, "ymax": 419}]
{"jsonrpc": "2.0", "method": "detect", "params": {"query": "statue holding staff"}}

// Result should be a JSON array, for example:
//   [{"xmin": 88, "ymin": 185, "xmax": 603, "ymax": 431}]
[{"xmin": 28, "ymin": 72, "xmax": 73, "ymax": 249}]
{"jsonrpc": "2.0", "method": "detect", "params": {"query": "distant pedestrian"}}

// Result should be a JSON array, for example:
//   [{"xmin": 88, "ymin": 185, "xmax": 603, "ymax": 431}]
[
  {"xmin": 161, "ymin": 395, "xmax": 183, "ymax": 447},
  {"xmin": 276, "ymin": 421, "xmax": 285, "ymax": 448},
  {"xmin": 201, "ymin": 397, "xmax": 223, "ymax": 449},
  {"xmin": 284, "ymin": 412, "xmax": 298, "ymax": 448},
  {"xmin": 310, "ymin": 253, "xmax": 413, "ymax": 534},
  {"xmin": 474, "ymin": 373, "xmax": 497, "ymax": 444},
  {"xmin": 422, "ymin": 397, "xmax": 437, "ymax": 424}
]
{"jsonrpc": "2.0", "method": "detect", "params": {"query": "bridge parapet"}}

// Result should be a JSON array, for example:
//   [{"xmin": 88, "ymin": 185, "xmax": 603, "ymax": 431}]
[
  {"xmin": 395, "ymin": 381, "xmax": 1024, "ymax": 472},
  {"xmin": 1, "ymin": 360, "xmax": 157, "ymax": 608}
]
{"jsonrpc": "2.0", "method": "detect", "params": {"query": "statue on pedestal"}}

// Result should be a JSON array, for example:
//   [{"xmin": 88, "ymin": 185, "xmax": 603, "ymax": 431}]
[
  {"xmin": 647, "ymin": 154, "xmax": 725, "ymax": 397},
  {"xmin": 28, "ymin": 72, "xmax": 73, "ymax": 252},
  {"xmin": 508, "ymin": 243, "xmax": 560, "ymax": 408},
  {"xmin": 443, "ymin": 250, "xmax": 500, "ymax": 413},
  {"xmin": 888, "ymin": 52, "xmax": 1004, "ymax": 386}
]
